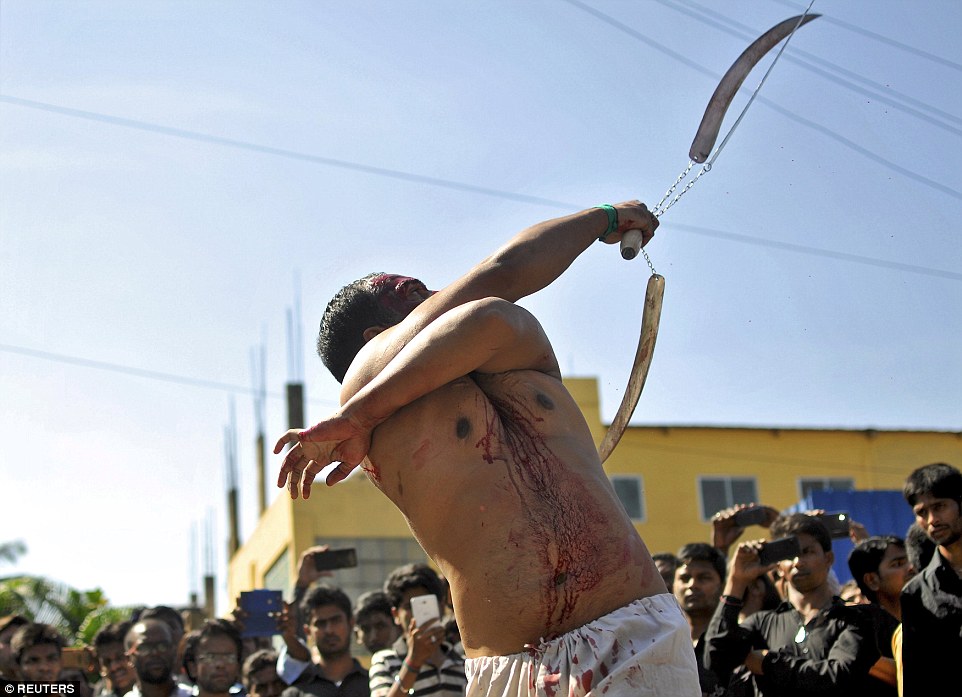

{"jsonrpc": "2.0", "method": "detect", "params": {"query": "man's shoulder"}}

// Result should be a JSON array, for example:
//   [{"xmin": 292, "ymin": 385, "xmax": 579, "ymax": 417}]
[{"xmin": 901, "ymin": 571, "xmax": 927, "ymax": 598}]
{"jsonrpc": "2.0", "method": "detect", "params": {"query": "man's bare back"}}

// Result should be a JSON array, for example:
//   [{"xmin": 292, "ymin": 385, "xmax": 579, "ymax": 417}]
[{"xmin": 358, "ymin": 367, "xmax": 664, "ymax": 657}]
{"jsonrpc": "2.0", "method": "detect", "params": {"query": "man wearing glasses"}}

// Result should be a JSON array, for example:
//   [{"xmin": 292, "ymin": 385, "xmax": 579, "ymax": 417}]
[
  {"xmin": 124, "ymin": 620, "xmax": 192, "ymax": 697},
  {"xmin": 188, "ymin": 621, "xmax": 243, "ymax": 697}
]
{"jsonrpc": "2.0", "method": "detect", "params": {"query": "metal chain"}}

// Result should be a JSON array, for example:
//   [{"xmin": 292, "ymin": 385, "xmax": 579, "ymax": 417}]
[
  {"xmin": 641, "ymin": 159, "xmax": 711, "ymax": 275},
  {"xmin": 652, "ymin": 161, "xmax": 711, "ymax": 218}
]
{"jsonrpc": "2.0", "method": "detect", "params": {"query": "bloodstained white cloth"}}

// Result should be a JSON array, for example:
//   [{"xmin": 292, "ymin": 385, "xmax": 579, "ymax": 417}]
[{"xmin": 464, "ymin": 593, "xmax": 699, "ymax": 697}]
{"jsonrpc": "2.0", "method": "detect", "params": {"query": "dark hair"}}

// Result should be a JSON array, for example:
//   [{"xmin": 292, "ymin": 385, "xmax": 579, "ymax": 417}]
[
  {"xmin": 905, "ymin": 522, "xmax": 937, "ymax": 571},
  {"xmin": 139, "ymin": 606, "xmax": 185, "ymax": 634},
  {"xmin": 847, "ymin": 536, "xmax": 904, "ymax": 603},
  {"xmin": 903, "ymin": 462, "xmax": 962, "ymax": 506},
  {"xmin": 241, "ymin": 648, "xmax": 279, "ymax": 687},
  {"xmin": 354, "ymin": 591, "xmax": 393, "ymax": 623},
  {"xmin": 770, "ymin": 513, "xmax": 832, "ymax": 552},
  {"xmin": 751, "ymin": 572, "xmax": 782, "ymax": 611},
  {"xmin": 317, "ymin": 273, "xmax": 407, "ymax": 383},
  {"xmin": 178, "ymin": 630, "xmax": 202, "ymax": 682},
  {"xmin": 197, "ymin": 619, "xmax": 242, "ymax": 662},
  {"xmin": 124, "ymin": 619, "xmax": 173, "ymax": 651},
  {"xmin": 0, "ymin": 615, "xmax": 29, "ymax": 636},
  {"xmin": 383, "ymin": 563, "xmax": 445, "ymax": 609},
  {"xmin": 94, "ymin": 621, "xmax": 133, "ymax": 651},
  {"xmin": 300, "ymin": 584, "xmax": 353, "ymax": 621},
  {"xmin": 652, "ymin": 552, "xmax": 680, "ymax": 568},
  {"xmin": 12, "ymin": 623, "xmax": 65, "ymax": 665},
  {"xmin": 676, "ymin": 543, "xmax": 726, "ymax": 583}
]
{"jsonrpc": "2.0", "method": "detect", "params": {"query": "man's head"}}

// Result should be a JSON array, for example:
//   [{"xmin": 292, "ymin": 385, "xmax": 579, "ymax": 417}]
[
  {"xmin": 848, "ymin": 536, "xmax": 914, "ymax": 609},
  {"xmin": 178, "ymin": 630, "xmax": 201, "ymax": 683},
  {"xmin": 0, "ymin": 615, "xmax": 29, "ymax": 678},
  {"xmin": 12, "ymin": 622, "xmax": 64, "ymax": 683},
  {"xmin": 903, "ymin": 462, "xmax": 962, "ymax": 549},
  {"xmin": 190, "ymin": 620, "xmax": 241, "ymax": 696},
  {"xmin": 772, "ymin": 514, "xmax": 834, "ymax": 594},
  {"xmin": 383, "ymin": 563, "xmax": 446, "ymax": 637},
  {"xmin": 317, "ymin": 273, "xmax": 433, "ymax": 382},
  {"xmin": 125, "ymin": 619, "xmax": 176, "ymax": 685},
  {"xmin": 673, "ymin": 543, "xmax": 725, "ymax": 618},
  {"xmin": 353, "ymin": 591, "xmax": 401, "ymax": 654},
  {"xmin": 652, "ymin": 553, "xmax": 680, "ymax": 591},
  {"xmin": 299, "ymin": 584, "xmax": 353, "ymax": 661},
  {"xmin": 241, "ymin": 649, "xmax": 285, "ymax": 697},
  {"xmin": 138, "ymin": 606, "xmax": 185, "ymax": 651},
  {"xmin": 905, "ymin": 522, "xmax": 937, "ymax": 572},
  {"xmin": 93, "ymin": 621, "xmax": 136, "ymax": 694}
]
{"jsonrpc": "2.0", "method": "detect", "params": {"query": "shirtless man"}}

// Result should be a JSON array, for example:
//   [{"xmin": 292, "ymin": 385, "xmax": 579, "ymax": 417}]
[{"xmin": 275, "ymin": 202, "xmax": 699, "ymax": 696}]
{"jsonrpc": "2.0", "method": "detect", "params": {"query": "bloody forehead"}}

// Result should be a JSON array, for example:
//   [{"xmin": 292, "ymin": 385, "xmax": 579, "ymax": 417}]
[{"xmin": 368, "ymin": 274, "xmax": 416, "ymax": 292}]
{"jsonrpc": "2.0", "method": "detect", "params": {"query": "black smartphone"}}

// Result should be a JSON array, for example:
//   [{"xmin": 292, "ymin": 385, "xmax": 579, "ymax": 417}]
[
  {"xmin": 732, "ymin": 506, "xmax": 770, "ymax": 527},
  {"xmin": 758, "ymin": 536, "xmax": 801, "ymax": 565},
  {"xmin": 817, "ymin": 512, "xmax": 851, "ymax": 538},
  {"xmin": 313, "ymin": 547, "xmax": 358, "ymax": 571},
  {"xmin": 239, "ymin": 589, "xmax": 283, "ymax": 638}
]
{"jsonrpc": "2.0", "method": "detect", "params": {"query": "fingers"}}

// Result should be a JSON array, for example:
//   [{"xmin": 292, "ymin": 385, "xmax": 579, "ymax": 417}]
[
  {"xmin": 324, "ymin": 460, "xmax": 364, "ymax": 487},
  {"xmin": 273, "ymin": 429, "xmax": 302, "ymax": 455},
  {"xmin": 300, "ymin": 460, "xmax": 327, "ymax": 500}
]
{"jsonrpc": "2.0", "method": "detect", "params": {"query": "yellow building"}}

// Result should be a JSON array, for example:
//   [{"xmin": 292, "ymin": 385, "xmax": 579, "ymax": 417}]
[{"xmin": 228, "ymin": 376, "xmax": 961, "ymax": 602}]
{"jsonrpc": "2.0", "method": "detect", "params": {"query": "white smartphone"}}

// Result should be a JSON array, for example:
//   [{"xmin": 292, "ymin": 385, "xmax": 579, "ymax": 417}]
[{"xmin": 410, "ymin": 593, "xmax": 440, "ymax": 628}]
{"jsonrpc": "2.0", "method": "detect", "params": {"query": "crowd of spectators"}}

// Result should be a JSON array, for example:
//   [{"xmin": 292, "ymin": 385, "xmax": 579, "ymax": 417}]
[{"xmin": 1, "ymin": 461, "xmax": 959, "ymax": 697}]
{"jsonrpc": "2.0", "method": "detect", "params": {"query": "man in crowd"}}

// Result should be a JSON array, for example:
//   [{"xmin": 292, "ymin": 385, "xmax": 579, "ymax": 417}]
[
  {"xmin": 673, "ymin": 544, "xmax": 727, "ymax": 697},
  {"xmin": 274, "ymin": 202, "xmax": 698, "ymax": 695},
  {"xmin": 188, "ymin": 620, "xmax": 243, "ymax": 697},
  {"xmin": 278, "ymin": 583, "xmax": 368, "ymax": 697},
  {"xmin": 705, "ymin": 514, "xmax": 880, "ymax": 696},
  {"xmin": 125, "ymin": 619, "xmax": 192, "ymax": 697},
  {"xmin": 353, "ymin": 592, "xmax": 401, "ymax": 656},
  {"xmin": 93, "ymin": 621, "xmax": 136, "ymax": 697},
  {"xmin": 369, "ymin": 563, "xmax": 465, "ymax": 697},
  {"xmin": 900, "ymin": 462, "xmax": 962, "ymax": 695},
  {"xmin": 848, "ymin": 536, "xmax": 914, "ymax": 695},
  {"xmin": 11, "ymin": 622, "xmax": 64, "ymax": 683},
  {"xmin": 0, "ymin": 615, "xmax": 29, "ymax": 683},
  {"xmin": 242, "ymin": 649, "xmax": 286, "ymax": 697},
  {"xmin": 652, "ymin": 553, "xmax": 680, "ymax": 592}
]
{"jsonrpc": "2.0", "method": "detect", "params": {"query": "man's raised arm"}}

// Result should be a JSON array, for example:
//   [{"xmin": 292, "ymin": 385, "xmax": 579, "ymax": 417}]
[
  {"xmin": 444, "ymin": 201, "xmax": 657, "ymax": 305},
  {"xmin": 343, "ymin": 201, "xmax": 657, "ymax": 395}
]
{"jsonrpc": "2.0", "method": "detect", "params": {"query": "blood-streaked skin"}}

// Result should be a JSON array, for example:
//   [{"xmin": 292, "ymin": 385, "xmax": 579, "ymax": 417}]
[{"xmin": 479, "ymin": 391, "xmax": 606, "ymax": 635}]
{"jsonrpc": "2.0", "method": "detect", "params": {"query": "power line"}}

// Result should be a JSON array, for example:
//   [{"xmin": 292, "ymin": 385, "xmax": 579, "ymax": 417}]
[
  {"xmin": 671, "ymin": 223, "xmax": 962, "ymax": 281},
  {"xmin": 770, "ymin": 0, "xmax": 962, "ymax": 73},
  {"xmin": 658, "ymin": 0, "xmax": 962, "ymax": 135},
  {"xmin": 0, "ymin": 94, "xmax": 573, "ymax": 212},
  {"xmin": 559, "ymin": 0, "xmax": 962, "ymax": 204},
  {"xmin": 0, "ymin": 96, "xmax": 958, "ymax": 280},
  {"xmin": 0, "ymin": 342, "xmax": 339, "ymax": 408}
]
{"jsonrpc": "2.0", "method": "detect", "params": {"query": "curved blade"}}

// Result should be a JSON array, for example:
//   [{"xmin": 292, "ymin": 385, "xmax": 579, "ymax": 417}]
[
  {"xmin": 598, "ymin": 274, "xmax": 665, "ymax": 464},
  {"xmin": 689, "ymin": 13, "xmax": 820, "ymax": 163}
]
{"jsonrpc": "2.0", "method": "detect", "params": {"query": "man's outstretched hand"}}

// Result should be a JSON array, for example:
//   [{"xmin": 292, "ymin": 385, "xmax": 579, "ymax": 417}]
[{"xmin": 274, "ymin": 412, "xmax": 372, "ymax": 498}]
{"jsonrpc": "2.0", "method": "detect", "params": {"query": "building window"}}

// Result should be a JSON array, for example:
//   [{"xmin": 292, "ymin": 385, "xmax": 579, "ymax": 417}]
[
  {"xmin": 611, "ymin": 475, "xmax": 645, "ymax": 521},
  {"xmin": 263, "ymin": 548, "xmax": 291, "ymax": 595},
  {"xmin": 699, "ymin": 476, "xmax": 758, "ymax": 520},
  {"xmin": 799, "ymin": 477, "xmax": 855, "ymax": 500}
]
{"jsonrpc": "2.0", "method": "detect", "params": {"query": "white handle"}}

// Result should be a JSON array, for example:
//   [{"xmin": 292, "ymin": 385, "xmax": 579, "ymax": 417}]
[{"xmin": 620, "ymin": 228, "xmax": 644, "ymax": 260}]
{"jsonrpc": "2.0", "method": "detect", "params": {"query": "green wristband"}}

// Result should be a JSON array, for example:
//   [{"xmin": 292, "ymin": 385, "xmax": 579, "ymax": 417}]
[{"xmin": 595, "ymin": 204, "xmax": 618, "ymax": 241}]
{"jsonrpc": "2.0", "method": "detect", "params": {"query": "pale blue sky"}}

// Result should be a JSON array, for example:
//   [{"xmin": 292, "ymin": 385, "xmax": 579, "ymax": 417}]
[{"xmin": 2, "ymin": 0, "xmax": 960, "ymax": 612}]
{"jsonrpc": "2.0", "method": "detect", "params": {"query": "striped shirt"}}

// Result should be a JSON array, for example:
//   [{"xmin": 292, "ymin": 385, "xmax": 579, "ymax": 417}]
[{"xmin": 368, "ymin": 639, "xmax": 466, "ymax": 697}]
